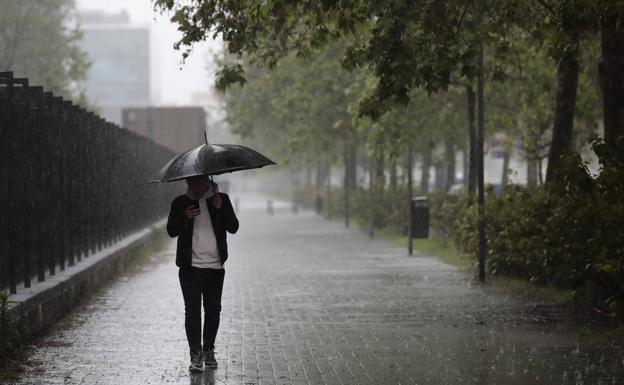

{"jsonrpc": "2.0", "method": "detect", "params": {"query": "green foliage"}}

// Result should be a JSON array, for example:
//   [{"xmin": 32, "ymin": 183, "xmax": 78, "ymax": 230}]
[
  {"xmin": 295, "ymin": 185, "xmax": 410, "ymax": 235},
  {"xmin": 0, "ymin": 292, "xmax": 24, "ymax": 375},
  {"xmin": 0, "ymin": 0, "xmax": 90, "ymax": 103},
  {"xmin": 154, "ymin": 0, "xmax": 486, "ymax": 118},
  {"xmin": 215, "ymin": 64, "xmax": 246, "ymax": 91},
  {"xmin": 431, "ymin": 139, "xmax": 624, "ymax": 316},
  {"xmin": 222, "ymin": 43, "xmax": 362, "ymax": 169}
]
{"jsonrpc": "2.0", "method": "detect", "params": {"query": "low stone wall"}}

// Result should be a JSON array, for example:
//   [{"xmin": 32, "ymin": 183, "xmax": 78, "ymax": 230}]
[{"xmin": 6, "ymin": 222, "xmax": 166, "ymax": 336}]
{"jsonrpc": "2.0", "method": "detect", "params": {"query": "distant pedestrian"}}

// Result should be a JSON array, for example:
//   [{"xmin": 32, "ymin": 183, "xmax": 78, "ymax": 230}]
[{"xmin": 166, "ymin": 175, "xmax": 239, "ymax": 372}]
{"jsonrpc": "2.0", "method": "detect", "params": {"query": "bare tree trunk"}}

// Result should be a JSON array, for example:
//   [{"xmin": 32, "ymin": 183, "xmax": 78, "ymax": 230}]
[
  {"xmin": 368, "ymin": 156, "xmax": 374, "ymax": 239},
  {"xmin": 346, "ymin": 144, "xmax": 357, "ymax": 189},
  {"xmin": 476, "ymin": 0, "xmax": 486, "ymax": 283},
  {"xmin": 601, "ymin": 10, "xmax": 624, "ymax": 161},
  {"xmin": 546, "ymin": 34, "xmax": 580, "ymax": 182},
  {"xmin": 501, "ymin": 148, "xmax": 510, "ymax": 185},
  {"xmin": 466, "ymin": 85, "xmax": 478, "ymax": 198},
  {"xmin": 526, "ymin": 158, "xmax": 538, "ymax": 186},
  {"xmin": 326, "ymin": 167, "xmax": 332, "ymax": 220},
  {"xmin": 434, "ymin": 161, "xmax": 444, "ymax": 191},
  {"xmin": 444, "ymin": 139, "xmax": 455, "ymax": 192},
  {"xmin": 376, "ymin": 152, "xmax": 385, "ymax": 189},
  {"xmin": 343, "ymin": 144, "xmax": 356, "ymax": 228},
  {"xmin": 407, "ymin": 145, "xmax": 414, "ymax": 254},
  {"xmin": 420, "ymin": 142, "xmax": 433, "ymax": 194},
  {"xmin": 315, "ymin": 160, "xmax": 327, "ymax": 189},
  {"xmin": 315, "ymin": 161, "xmax": 329, "ymax": 214},
  {"xmin": 389, "ymin": 158, "xmax": 398, "ymax": 195},
  {"xmin": 462, "ymin": 148, "xmax": 468, "ymax": 190},
  {"xmin": 306, "ymin": 166, "xmax": 312, "ymax": 188}
]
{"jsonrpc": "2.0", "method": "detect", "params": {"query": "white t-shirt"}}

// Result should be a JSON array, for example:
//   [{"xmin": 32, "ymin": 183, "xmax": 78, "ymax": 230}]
[{"xmin": 190, "ymin": 190, "xmax": 222, "ymax": 269}]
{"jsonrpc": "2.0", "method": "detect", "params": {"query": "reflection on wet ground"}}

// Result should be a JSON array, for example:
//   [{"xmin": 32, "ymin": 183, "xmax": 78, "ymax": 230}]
[{"xmin": 10, "ymin": 195, "xmax": 624, "ymax": 384}]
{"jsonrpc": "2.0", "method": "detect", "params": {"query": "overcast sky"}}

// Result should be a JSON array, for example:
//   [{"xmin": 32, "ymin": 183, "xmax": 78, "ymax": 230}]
[{"xmin": 76, "ymin": 0, "xmax": 221, "ymax": 106}]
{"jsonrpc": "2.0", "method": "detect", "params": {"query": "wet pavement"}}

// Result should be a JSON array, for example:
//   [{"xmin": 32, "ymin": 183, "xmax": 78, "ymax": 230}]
[{"xmin": 9, "ymin": 195, "xmax": 624, "ymax": 385}]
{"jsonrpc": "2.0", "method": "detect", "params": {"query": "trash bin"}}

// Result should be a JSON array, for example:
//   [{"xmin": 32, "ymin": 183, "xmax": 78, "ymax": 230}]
[{"xmin": 410, "ymin": 196, "xmax": 429, "ymax": 239}]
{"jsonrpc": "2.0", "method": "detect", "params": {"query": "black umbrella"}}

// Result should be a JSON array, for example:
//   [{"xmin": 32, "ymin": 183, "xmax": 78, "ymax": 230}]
[{"xmin": 151, "ymin": 143, "xmax": 276, "ymax": 183}]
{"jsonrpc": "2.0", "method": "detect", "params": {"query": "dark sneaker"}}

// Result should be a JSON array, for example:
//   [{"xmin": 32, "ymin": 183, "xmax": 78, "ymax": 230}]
[
  {"xmin": 204, "ymin": 350, "xmax": 217, "ymax": 368},
  {"xmin": 189, "ymin": 351, "xmax": 204, "ymax": 372}
]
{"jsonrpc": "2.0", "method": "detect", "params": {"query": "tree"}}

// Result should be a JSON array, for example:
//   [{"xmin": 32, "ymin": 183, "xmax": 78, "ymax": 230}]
[
  {"xmin": 599, "ymin": 1, "xmax": 624, "ymax": 161},
  {"xmin": 223, "ymin": 43, "xmax": 365, "ymax": 224},
  {"xmin": 0, "ymin": 0, "xmax": 89, "ymax": 102},
  {"xmin": 155, "ymin": 0, "xmax": 481, "ymax": 117},
  {"xmin": 486, "ymin": 30, "xmax": 599, "ymax": 185}
]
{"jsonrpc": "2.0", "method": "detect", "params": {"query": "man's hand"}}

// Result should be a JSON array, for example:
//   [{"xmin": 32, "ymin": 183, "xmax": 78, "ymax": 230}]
[
  {"xmin": 184, "ymin": 205, "xmax": 201, "ymax": 220},
  {"xmin": 212, "ymin": 184, "xmax": 223, "ymax": 209}
]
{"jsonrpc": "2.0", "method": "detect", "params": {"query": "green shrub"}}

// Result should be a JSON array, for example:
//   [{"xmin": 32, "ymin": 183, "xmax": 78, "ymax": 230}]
[
  {"xmin": 430, "ymin": 139, "xmax": 624, "ymax": 315},
  {"xmin": 294, "ymin": 185, "xmax": 411, "ymax": 234},
  {"xmin": 0, "ymin": 291, "xmax": 24, "ymax": 373}
]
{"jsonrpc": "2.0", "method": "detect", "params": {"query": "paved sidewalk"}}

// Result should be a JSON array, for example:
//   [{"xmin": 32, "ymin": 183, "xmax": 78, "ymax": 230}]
[{"xmin": 10, "ymin": 195, "xmax": 624, "ymax": 385}]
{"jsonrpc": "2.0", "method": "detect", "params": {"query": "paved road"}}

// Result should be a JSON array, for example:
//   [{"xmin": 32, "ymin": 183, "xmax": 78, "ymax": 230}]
[{"xmin": 10, "ymin": 195, "xmax": 624, "ymax": 385}]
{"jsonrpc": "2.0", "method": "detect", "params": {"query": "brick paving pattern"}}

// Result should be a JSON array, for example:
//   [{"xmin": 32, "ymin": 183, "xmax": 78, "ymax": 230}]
[{"xmin": 10, "ymin": 195, "xmax": 624, "ymax": 385}]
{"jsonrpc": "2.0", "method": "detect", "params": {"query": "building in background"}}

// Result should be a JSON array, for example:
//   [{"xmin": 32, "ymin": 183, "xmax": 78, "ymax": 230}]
[
  {"xmin": 79, "ymin": 10, "xmax": 150, "ymax": 124},
  {"xmin": 122, "ymin": 107, "xmax": 206, "ymax": 153}
]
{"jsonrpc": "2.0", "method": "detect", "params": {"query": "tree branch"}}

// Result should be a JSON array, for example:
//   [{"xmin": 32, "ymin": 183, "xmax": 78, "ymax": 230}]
[{"xmin": 534, "ymin": 0, "xmax": 556, "ymax": 16}]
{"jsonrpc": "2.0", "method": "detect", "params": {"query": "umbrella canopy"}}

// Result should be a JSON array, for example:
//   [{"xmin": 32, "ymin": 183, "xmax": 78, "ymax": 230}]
[{"xmin": 152, "ymin": 143, "xmax": 276, "ymax": 182}]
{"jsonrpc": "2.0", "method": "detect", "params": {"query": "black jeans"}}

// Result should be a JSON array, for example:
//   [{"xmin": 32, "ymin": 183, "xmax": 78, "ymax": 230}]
[{"xmin": 178, "ymin": 267, "xmax": 225, "ymax": 354}]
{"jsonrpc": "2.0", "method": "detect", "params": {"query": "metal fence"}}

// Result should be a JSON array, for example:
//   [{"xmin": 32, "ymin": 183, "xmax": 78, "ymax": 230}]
[{"xmin": 0, "ymin": 71, "xmax": 178, "ymax": 294}]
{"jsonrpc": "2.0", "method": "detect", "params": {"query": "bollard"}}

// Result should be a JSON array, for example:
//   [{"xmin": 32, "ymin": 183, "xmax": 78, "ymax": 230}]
[{"xmin": 267, "ymin": 199, "xmax": 274, "ymax": 216}]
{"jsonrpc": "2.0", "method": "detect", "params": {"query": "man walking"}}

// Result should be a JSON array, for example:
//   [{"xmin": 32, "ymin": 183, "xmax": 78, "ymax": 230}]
[{"xmin": 166, "ymin": 175, "xmax": 239, "ymax": 372}]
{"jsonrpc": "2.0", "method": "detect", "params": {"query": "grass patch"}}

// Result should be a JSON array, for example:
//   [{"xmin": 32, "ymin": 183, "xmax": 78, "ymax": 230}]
[
  {"xmin": 374, "ymin": 227, "xmax": 575, "ymax": 306},
  {"xmin": 487, "ymin": 275, "xmax": 575, "ymax": 306},
  {"xmin": 376, "ymin": 228, "xmax": 472, "ymax": 269}
]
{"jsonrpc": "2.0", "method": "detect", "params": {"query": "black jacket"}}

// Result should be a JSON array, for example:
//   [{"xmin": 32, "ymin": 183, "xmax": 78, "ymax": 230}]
[{"xmin": 166, "ymin": 193, "xmax": 239, "ymax": 268}]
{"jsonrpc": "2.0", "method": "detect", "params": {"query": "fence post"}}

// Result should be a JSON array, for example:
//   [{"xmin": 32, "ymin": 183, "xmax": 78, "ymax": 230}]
[
  {"xmin": 29, "ymin": 86, "xmax": 47, "ymax": 282},
  {"xmin": 63, "ymin": 100, "xmax": 76, "ymax": 267},
  {"xmin": 2, "ymin": 72, "xmax": 17, "ymax": 294},
  {"xmin": 54, "ymin": 96, "xmax": 67, "ymax": 272},
  {"xmin": 15, "ymin": 77, "xmax": 33, "ymax": 289}
]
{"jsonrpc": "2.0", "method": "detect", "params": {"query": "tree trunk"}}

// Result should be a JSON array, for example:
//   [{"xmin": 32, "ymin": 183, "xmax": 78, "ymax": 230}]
[
  {"xmin": 444, "ymin": 139, "xmax": 455, "ymax": 192},
  {"xmin": 305, "ymin": 166, "xmax": 311, "ymax": 187},
  {"xmin": 526, "ymin": 158, "xmax": 538, "ymax": 186},
  {"xmin": 501, "ymin": 148, "xmax": 510, "ymax": 185},
  {"xmin": 375, "ymin": 152, "xmax": 385, "ymax": 189},
  {"xmin": 346, "ymin": 144, "xmax": 357, "ymax": 189},
  {"xmin": 407, "ymin": 145, "xmax": 414, "ymax": 254},
  {"xmin": 462, "ymin": 148, "xmax": 468, "ymax": 190},
  {"xmin": 546, "ymin": 34, "xmax": 580, "ymax": 183},
  {"xmin": 315, "ymin": 160, "xmax": 328, "ymax": 189},
  {"xmin": 389, "ymin": 158, "xmax": 398, "ymax": 196},
  {"xmin": 315, "ymin": 161, "xmax": 329, "ymax": 214},
  {"xmin": 344, "ymin": 150, "xmax": 350, "ymax": 228},
  {"xmin": 466, "ymin": 85, "xmax": 478, "ymax": 198},
  {"xmin": 368, "ymin": 156, "xmax": 374, "ymax": 239},
  {"xmin": 326, "ymin": 167, "xmax": 332, "ymax": 220},
  {"xmin": 601, "ymin": 11, "xmax": 624, "ymax": 160},
  {"xmin": 420, "ymin": 142, "xmax": 433, "ymax": 194},
  {"xmin": 343, "ymin": 143, "xmax": 356, "ymax": 228}
]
